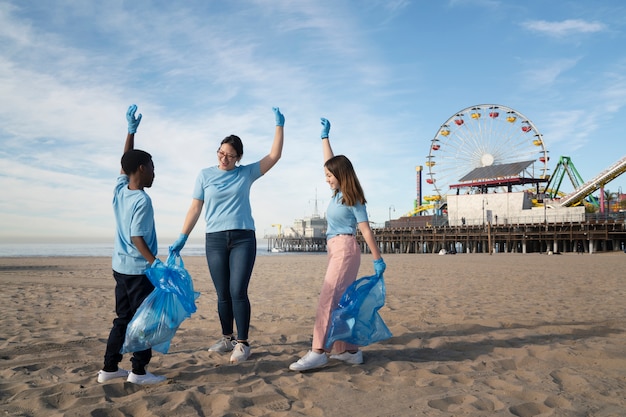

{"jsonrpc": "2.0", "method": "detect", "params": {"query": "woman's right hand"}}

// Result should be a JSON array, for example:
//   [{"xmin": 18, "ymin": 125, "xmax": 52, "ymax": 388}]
[{"xmin": 169, "ymin": 233, "xmax": 188, "ymax": 255}]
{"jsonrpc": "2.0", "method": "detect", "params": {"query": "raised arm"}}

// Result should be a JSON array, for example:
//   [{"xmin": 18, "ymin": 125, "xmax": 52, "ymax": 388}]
[
  {"xmin": 121, "ymin": 104, "xmax": 143, "ymax": 174},
  {"xmin": 320, "ymin": 118, "xmax": 334, "ymax": 163},
  {"xmin": 259, "ymin": 107, "xmax": 285, "ymax": 175}
]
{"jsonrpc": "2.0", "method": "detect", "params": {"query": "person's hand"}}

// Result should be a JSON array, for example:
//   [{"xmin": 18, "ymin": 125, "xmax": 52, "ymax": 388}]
[
  {"xmin": 320, "ymin": 117, "xmax": 331, "ymax": 139},
  {"xmin": 169, "ymin": 233, "xmax": 188, "ymax": 255},
  {"xmin": 126, "ymin": 104, "xmax": 142, "ymax": 134},
  {"xmin": 373, "ymin": 258, "xmax": 386, "ymax": 276},
  {"xmin": 151, "ymin": 258, "xmax": 163, "ymax": 268},
  {"xmin": 273, "ymin": 107, "xmax": 285, "ymax": 127}
]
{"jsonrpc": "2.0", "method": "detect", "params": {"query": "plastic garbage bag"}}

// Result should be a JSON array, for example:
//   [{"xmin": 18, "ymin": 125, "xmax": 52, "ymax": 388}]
[
  {"xmin": 325, "ymin": 273, "xmax": 392, "ymax": 349},
  {"xmin": 122, "ymin": 253, "xmax": 200, "ymax": 354}
]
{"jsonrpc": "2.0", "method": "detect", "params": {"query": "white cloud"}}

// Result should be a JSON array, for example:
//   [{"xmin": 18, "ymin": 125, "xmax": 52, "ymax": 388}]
[
  {"xmin": 519, "ymin": 58, "xmax": 580, "ymax": 87},
  {"xmin": 599, "ymin": 60, "xmax": 626, "ymax": 114},
  {"xmin": 521, "ymin": 19, "xmax": 606, "ymax": 38}
]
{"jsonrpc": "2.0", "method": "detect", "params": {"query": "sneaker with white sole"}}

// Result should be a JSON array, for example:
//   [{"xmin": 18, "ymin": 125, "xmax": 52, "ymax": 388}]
[
  {"xmin": 329, "ymin": 350, "xmax": 363, "ymax": 365},
  {"xmin": 97, "ymin": 368, "xmax": 129, "ymax": 383},
  {"xmin": 229, "ymin": 342, "xmax": 251, "ymax": 363},
  {"xmin": 289, "ymin": 351, "xmax": 328, "ymax": 371},
  {"xmin": 127, "ymin": 371, "xmax": 167, "ymax": 385},
  {"xmin": 208, "ymin": 337, "xmax": 237, "ymax": 353}
]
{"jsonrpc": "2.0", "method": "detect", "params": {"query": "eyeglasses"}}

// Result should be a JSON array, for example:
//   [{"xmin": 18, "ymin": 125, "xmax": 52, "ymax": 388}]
[{"xmin": 217, "ymin": 150, "xmax": 238, "ymax": 160}]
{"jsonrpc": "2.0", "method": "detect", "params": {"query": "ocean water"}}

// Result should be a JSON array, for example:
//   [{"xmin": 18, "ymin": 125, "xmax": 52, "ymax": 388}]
[{"xmin": 0, "ymin": 241, "xmax": 280, "ymax": 258}]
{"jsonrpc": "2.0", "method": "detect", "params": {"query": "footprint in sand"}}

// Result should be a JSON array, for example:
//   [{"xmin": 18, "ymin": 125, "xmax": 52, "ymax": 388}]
[
  {"xmin": 249, "ymin": 393, "xmax": 291, "ymax": 412},
  {"xmin": 508, "ymin": 401, "xmax": 552, "ymax": 417},
  {"xmin": 549, "ymin": 369, "xmax": 590, "ymax": 392},
  {"xmin": 427, "ymin": 394, "xmax": 477, "ymax": 412},
  {"xmin": 429, "ymin": 394, "xmax": 510, "ymax": 414}
]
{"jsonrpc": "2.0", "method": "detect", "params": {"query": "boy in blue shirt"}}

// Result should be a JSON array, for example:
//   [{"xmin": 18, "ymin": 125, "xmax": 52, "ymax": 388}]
[{"xmin": 97, "ymin": 105, "xmax": 166, "ymax": 385}]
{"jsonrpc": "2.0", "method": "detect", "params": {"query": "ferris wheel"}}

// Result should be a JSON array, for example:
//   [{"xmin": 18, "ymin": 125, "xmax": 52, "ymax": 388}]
[{"xmin": 425, "ymin": 104, "xmax": 549, "ymax": 201}]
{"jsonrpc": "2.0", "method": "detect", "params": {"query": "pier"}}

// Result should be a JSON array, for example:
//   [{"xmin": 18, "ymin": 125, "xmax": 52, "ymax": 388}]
[
  {"xmin": 369, "ymin": 218, "xmax": 626, "ymax": 255},
  {"xmin": 266, "ymin": 214, "xmax": 626, "ymax": 255},
  {"xmin": 265, "ymin": 236, "xmax": 327, "ymax": 253}
]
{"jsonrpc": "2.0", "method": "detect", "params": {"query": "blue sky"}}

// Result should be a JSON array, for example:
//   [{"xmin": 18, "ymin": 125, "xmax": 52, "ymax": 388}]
[{"xmin": 1, "ymin": 0, "xmax": 625, "ymax": 243}]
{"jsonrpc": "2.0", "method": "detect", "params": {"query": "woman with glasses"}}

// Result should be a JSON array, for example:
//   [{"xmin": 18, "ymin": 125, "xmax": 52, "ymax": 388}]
[
  {"xmin": 289, "ymin": 117, "xmax": 386, "ymax": 371},
  {"xmin": 169, "ymin": 107, "xmax": 285, "ymax": 364}
]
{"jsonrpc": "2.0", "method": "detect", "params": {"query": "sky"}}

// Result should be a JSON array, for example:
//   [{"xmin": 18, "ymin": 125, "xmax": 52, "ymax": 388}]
[{"xmin": 1, "ymin": 0, "xmax": 626, "ymax": 244}]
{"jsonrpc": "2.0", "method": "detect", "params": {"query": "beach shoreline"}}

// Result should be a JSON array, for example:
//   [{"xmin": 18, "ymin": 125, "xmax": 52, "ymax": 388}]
[{"xmin": 1, "ymin": 253, "xmax": 625, "ymax": 416}]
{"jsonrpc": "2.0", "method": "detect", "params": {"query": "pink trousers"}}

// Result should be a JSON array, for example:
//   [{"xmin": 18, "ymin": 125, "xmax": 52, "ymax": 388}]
[{"xmin": 312, "ymin": 235, "xmax": 361, "ymax": 353}]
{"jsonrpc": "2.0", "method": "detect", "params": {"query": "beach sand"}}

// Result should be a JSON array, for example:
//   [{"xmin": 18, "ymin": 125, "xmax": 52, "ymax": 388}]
[{"xmin": 1, "ymin": 253, "xmax": 625, "ymax": 416}]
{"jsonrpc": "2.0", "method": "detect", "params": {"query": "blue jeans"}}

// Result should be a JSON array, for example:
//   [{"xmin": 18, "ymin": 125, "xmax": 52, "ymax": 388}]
[
  {"xmin": 205, "ymin": 230, "xmax": 256, "ymax": 341},
  {"xmin": 103, "ymin": 271, "xmax": 154, "ymax": 374}
]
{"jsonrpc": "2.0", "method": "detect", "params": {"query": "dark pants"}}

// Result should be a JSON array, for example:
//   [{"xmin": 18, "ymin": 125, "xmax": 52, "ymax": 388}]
[
  {"xmin": 205, "ymin": 230, "xmax": 256, "ymax": 341},
  {"xmin": 103, "ymin": 270, "xmax": 154, "ymax": 374}
]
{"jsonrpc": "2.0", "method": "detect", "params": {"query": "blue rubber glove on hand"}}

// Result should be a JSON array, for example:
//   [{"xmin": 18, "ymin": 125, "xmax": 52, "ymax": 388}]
[
  {"xmin": 151, "ymin": 258, "xmax": 163, "ymax": 268},
  {"xmin": 126, "ymin": 104, "xmax": 142, "ymax": 134},
  {"xmin": 169, "ymin": 233, "xmax": 188, "ymax": 255},
  {"xmin": 320, "ymin": 117, "xmax": 331, "ymax": 139},
  {"xmin": 273, "ymin": 107, "xmax": 285, "ymax": 127},
  {"xmin": 373, "ymin": 258, "xmax": 386, "ymax": 276}
]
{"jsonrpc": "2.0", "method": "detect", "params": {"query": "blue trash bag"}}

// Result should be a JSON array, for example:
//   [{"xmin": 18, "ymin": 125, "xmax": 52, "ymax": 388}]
[
  {"xmin": 122, "ymin": 253, "xmax": 200, "ymax": 354},
  {"xmin": 325, "ymin": 273, "xmax": 392, "ymax": 349}
]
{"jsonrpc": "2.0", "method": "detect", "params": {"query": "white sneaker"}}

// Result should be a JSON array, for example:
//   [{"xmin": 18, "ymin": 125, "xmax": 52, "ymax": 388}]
[
  {"xmin": 230, "ymin": 342, "xmax": 251, "ymax": 363},
  {"xmin": 330, "ymin": 350, "xmax": 363, "ymax": 365},
  {"xmin": 97, "ymin": 368, "xmax": 129, "ymax": 383},
  {"xmin": 289, "ymin": 351, "xmax": 328, "ymax": 371},
  {"xmin": 127, "ymin": 371, "xmax": 167, "ymax": 385},
  {"xmin": 208, "ymin": 337, "xmax": 236, "ymax": 352}
]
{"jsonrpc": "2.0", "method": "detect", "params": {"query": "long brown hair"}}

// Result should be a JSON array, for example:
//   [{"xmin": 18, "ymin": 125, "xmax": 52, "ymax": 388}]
[{"xmin": 324, "ymin": 155, "xmax": 366, "ymax": 206}]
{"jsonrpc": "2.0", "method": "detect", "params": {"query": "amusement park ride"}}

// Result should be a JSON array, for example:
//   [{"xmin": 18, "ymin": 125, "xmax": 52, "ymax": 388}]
[{"xmin": 409, "ymin": 104, "xmax": 626, "ymax": 219}]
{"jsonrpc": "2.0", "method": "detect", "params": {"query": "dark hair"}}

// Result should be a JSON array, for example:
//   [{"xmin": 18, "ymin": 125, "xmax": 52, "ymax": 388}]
[
  {"xmin": 324, "ymin": 155, "xmax": 366, "ymax": 206},
  {"xmin": 121, "ymin": 149, "xmax": 152, "ymax": 175},
  {"xmin": 221, "ymin": 135, "xmax": 243, "ymax": 156}
]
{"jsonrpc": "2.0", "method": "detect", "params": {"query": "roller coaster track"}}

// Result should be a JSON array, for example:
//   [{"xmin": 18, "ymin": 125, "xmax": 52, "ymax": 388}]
[{"xmin": 558, "ymin": 155, "xmax": 626, "ymax": 207}]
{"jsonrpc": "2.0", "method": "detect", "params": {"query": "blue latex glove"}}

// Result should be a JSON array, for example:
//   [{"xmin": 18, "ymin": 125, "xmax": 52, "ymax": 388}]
[
  {"xmin": 169, "ymin": 233, "xmax": 188, "ymax": 255},
  {"xmin": 273, "ymin": 107, "xmax": 285, "ymax": 127},
  {"xmin": 320, "ymin": 117, "xmax": 331, "ymax": 139},
  {"xmin": 126, "ymin": 104, "xmax": 142, "ymax": 134},
  {"xmin": 373, "ymin": 258, "xmax": 386, "ymax": 276},
  {"xmin": 151, "ymin": 258, "xmax": 163, "ymax": 268}
]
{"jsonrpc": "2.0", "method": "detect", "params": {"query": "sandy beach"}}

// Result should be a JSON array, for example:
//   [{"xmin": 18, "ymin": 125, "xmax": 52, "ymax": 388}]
[{"xmin": 1, "ymin": 252, "xmax": 625, "ymax": 417}]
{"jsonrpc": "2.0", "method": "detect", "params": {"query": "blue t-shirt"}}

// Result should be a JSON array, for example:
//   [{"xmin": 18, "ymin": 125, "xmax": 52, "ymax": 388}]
[
  {"xmin": 192, "ymin": 162, "xmax": 262, "ymax": 233},
  {"xmin": 112, "ymin": 175, "xmax": 158, "ymax": 275},
  {"xmin": 325, "ymin": 192, "xmax": 369, "ymax": 238}
]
